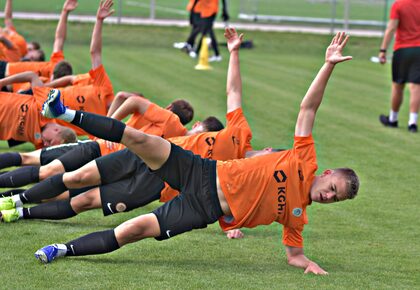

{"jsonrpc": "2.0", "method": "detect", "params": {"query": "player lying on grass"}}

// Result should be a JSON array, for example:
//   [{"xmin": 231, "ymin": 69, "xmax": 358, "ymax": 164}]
[
  {"xmin": 0, "ymin": 29, "xmax": 268, "ymax": 239},
  {"xmin": 0, "ymin": 92, "xmax": 198, "ymax": 188},
  {"xmin": 33, "ymin": 29, "xmax": 359, "ymax": 275},
  {"xmin": 0, "ymin": 0, "xmax": 78, "ymax": 94}
]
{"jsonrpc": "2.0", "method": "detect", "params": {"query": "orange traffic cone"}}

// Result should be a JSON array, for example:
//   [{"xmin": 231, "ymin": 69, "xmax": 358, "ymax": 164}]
[{"xmin": 195, "ymin": 37, "xmax": 212, "ymax": 70}]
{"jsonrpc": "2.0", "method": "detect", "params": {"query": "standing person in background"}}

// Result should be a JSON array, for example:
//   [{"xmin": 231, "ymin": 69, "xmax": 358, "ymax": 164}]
[
  {"xmin": 174, "ymin": 0, "xmax": 229, "ymax": 62},
  {"xmin": 378, "ymin": 0, "xmax": 420, "ymax": 133}
]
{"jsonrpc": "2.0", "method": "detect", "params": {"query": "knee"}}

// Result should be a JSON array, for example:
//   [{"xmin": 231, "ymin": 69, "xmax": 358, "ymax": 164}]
[
  {"xmin": 115, "ymin": 220, "xmax": 147, "ymax": 245},
  {"xmin": 39, "ymin": 163, "xmax": 64, "ymax": 180},
  {"xmin": 65, "ymin": 170, "xmax": 90, "ymax": 187}
]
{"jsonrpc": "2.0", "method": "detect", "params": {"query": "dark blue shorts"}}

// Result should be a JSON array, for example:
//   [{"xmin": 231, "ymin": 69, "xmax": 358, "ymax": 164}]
[{"xmin": 392, "ymin": 47, "xmax": 420, "ymax": 84}]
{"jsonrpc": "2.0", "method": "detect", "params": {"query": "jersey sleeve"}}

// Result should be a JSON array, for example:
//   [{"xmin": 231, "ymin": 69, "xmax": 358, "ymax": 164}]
[
  {"xmin": 293, "ymin": 135, "xmax": 316, "ymax": 165},
  {"xmin": 89, "ymin": 64, "xmax": 114, "ymax": 105},
  {"xmin": 143, "ymin": 103, "xmax": 173, "ymax": 123},
  {"xmin": 50, "ymin": 51, "xmax": 65, "ymax": 63},
  {"xmin": 282, "ymin": 225, "xmax": 304, "ymax": 248},
  {"xmin": 390, "ymin": 1, "xmax": 399, "ymax": 20},
  {"xmin": 226, "ymin": 108, "xmax": 248, "ymax": 128}
]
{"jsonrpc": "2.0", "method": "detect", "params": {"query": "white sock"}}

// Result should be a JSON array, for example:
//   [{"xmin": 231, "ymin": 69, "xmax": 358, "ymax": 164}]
[
  {"xmin": 16, "ymin": 207, "xmax": 23, "ymax": 218},
  {"xmin": 55, "ymin": 243, "xmax": 68, "ymax": 257},
  {"xmin": 408, "ymin": 113, "xmax": 418, "ymax": 125},
  {"xmin": 59, "ymin": 109, "xmax": 76, "ymax": 123},
  {"xmin": 389, "ymin": 110, "xmax": 398, "ymax": 122},
  {"xmin": 12, "ymin": 195, "xmax": 23, "ymax": 207}
]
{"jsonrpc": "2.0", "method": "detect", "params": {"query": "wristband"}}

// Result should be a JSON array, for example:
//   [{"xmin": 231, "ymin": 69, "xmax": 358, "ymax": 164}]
[{"xmin": 380, "ymin": 49, "xmax": 386, "ymax": 53}]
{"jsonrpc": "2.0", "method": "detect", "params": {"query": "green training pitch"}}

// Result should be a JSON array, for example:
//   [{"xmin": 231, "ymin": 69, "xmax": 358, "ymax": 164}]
[{"xmin": 0, "ymin": 20, "xmax": 418, "ymax": 289}]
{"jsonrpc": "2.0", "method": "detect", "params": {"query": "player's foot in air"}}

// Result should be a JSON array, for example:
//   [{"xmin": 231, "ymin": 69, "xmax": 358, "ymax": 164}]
[
  {"xmin": 379, "ymin": 114, "xmax": 398, "ymax": 128},
  {"xmin": 0, "ymin": 197, "xmax": 15, "ymax": 211},
  {"xmin": 35, "ymin": 244, "xmax": 60, "ymax": 264},
  {"xmin": 0, "ymin": 208, "xmax": 19, "ymax": 222},
  {"xmin": 41, "ymin": 89, "xmax": 66, "ymax": 118}
]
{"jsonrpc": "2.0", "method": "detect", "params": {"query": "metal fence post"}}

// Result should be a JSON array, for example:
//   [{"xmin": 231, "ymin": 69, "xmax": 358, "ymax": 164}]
[
  {"xmin": 150, "ymin": 0, "xmax": 156, "ymax": 20},
  {"xmin": 330, "ymin": 0, "xmax": 337, "ymax": 34},
  {"xmin": 343, "ymin": 0, "xmax": 350, "ymax": 31},
  {"xmin": 117, "ymin": 0, "xmax": 122, "ymax": 24}
]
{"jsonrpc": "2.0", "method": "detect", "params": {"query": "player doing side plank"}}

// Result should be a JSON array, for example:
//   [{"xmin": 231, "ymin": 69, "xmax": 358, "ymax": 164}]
[{"xmin": 35, "ymin": 30, "xmax": 359, "ymax": 275}]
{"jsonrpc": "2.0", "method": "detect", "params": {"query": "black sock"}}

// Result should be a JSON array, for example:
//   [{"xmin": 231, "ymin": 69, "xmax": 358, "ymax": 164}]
[
  {"xmin": 65, "ymin": 229, "xmax": 120, "ymax": 256},
  {"xmin": 0, "ymin": 188, "xmax": 25, "ymax": 197},
  {"xmin": 22, "ymin": 200, "xmax": 76, "ymax": 220},
  {"xmin": 71, "ymin": 111, "xmax": 126, "ymax": 142},
  {"xmin": 0, "ymin": 166, "xmax": 39, "ymax": 187},
  {"xmin": 0, "ymin": 152, "xmax": 21, "ymax": 169},
  {"xmin": 19, "ymin": 173, "xmax": 67, "ymax": 203}
]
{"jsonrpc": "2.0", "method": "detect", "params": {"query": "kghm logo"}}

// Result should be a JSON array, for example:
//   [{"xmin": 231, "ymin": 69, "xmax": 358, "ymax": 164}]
[
  {"xmin": 76, "ymin": 95, "xmax": 86, "ymax": 104},
  {"xmin": 273, "ymin": 170, "xmax": 287, "ymax": 214},
  {"xmin": 20, "ymin": 104, "xmax": 28, "ymax": 112},
  {"xmin": 205, "ymin": 136, "xmax": 215, "ymax": 159}
]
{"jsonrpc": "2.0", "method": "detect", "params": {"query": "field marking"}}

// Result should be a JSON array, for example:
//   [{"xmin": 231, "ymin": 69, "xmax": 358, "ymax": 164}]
[{"xmin": 125, "ymin": 1, "xmax": 188, "ymax": 16}]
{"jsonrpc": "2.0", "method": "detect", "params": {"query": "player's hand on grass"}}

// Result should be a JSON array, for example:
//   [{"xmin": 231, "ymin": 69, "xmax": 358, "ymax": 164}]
[
  {"xmin": 63, "ymin": 0, "xmax": 78, "ymax": 12},
  {"xmin": 325, "ymin": 32, "xmax": 352, "ymax": 65},
  {"xmin": 224, "ymin": 27, "xmax": 243, "ymax": 53},
  {"xmin": 225, "ymin": 229, "xmax": 244, "ymax": 239},
  {"xmin": 304, "ymin": 261, "xmax": 328, "ymax": 275},
  {"xmin": 97, "ymin": 0, "xmax": 115, "ymax": 20}
]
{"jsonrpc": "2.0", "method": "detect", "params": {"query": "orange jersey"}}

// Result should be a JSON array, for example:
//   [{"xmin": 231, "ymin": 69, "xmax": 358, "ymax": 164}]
[
  {"xmin": 160, "ymin": 108, "xmax": 253, "ymax": 202},
  {"xmin": 5, "ymin": 26, "xmax": 27, "ymax": 57},
  {"xmin": 32, "ymin": 65, "xmax": 114, "ymax": 137},
  {"xmin": 217, "ymin": 135, "xmax": 317, "ymax": 248},
  {"xmin": 125, "ymin": 103, "xmax": 187, "ymax": 139},
  {"xmin": 9, "ymin": 51, "xmax": 65, "ymax": 93},
  {"xmin": 72, "ymin": 73, "xmax": 92, "ymax": 86},
  {"xmin": 99, "ymin": 103, "xmax": 188, "ymax": 156},
  {"xmin": 0, "ymin": 42, "xmax": 20, "ymax": 62},
  {"xmin": 0, "ymin": 91, "xmax": 49, "ymax": 148},
  {"xmin": 187, "ymin": 0, "xmax": 219, "ymax": 18}
]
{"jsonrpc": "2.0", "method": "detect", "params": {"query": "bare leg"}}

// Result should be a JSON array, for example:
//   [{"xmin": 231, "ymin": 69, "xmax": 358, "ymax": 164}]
[
  {"xmin": 409, "ymin": 83, "xmax": 420, "ymax": 114},
  {"xmin": 62, "ymin": 160, "xmax": 101, "ymax": 188},
  {"xmin": 20, "ymin": 150, "xmax": 42, "ymax": 165},
  {"xmin": 39, "ymin": 159, "xmax": 65, "ymax": 180},
  {"xmin": 391, "ymin": 82, "xmax": 405, "ymax": 112},
  {"xmin": 114, "ymin": 213, "xmax": 161, "ymax": 246},
  {"xmin": 121, "ymin": 126, "xmax": 171, "ymax": 171},
  {"xmin": 70, "ymin": 187, "xmax": 102, "ymax": 213}
]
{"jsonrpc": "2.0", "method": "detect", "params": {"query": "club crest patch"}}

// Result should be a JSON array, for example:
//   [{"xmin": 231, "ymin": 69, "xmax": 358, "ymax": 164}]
[
  {"xmin": 292, "ymin": 208, "xmax": 302, "ymax": 217},
  {"xmin": 34, "ymin": 133, "xmax": 41, "ymax": 140},
  {"xmin": 116, "ymin": 202, "xmax": 127, "ymax": 212}
]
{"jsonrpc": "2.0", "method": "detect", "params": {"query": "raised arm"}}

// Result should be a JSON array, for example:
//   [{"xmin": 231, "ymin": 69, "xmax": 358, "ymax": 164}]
[
  {"xmin": 225, "ymin": 27, "xmax": 244, "ymax": 113},
  {"xmin": 109, "ymin": 94, "xmax": 151, "ymax": 120},
  {"xmin": 286, "ymin": 246, "xmax": 328, "ymax": 275},
  {"xmin": 0, "ymin": 71, "xmax": 43, "ymax": 88},
  {"xmin": 91, "ymin": 0, "xmax": 114, "ymax": 69},
  {"xmin": 53, "ymin": 0, "xmax": 78, "ymax": 53},
  {"xmin": 295, "ymin": 32, "xmax": 352, "ymax": 137},
  {"xmin": 44, "ymin": 75, "xmax": 76, "ymax": 88},
  {"xmin": 4, "ymin": 0, "xmax": 13, "ymax": 29},
  {"xmin": 378, "ymin": 19, "xmax": 398, "ymax": 64}
]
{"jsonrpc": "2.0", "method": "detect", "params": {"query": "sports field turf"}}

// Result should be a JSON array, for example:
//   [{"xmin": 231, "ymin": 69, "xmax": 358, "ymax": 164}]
[
  {"xmin": 0, "ymin": 19, "xmax": 418, "ymax": 289},
  {"xmin": 10, "ymin": 0, "xmax": 390, "ymax": 23}
]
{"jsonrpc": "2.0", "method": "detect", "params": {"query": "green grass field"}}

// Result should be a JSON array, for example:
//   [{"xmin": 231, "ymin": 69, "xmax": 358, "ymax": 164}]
[
  {"xmin": 3, "ymin": 0, "xmax": 392, "ymax": 23},
  {"xmin": 0, "ymin": 19, "xmax": 419, "ymax": 289}
]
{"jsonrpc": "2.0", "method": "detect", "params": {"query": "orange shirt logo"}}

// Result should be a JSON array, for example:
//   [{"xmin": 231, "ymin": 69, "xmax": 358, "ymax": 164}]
[{"xmin": 273, "ymin": 170, "xmax": 287, "ymax": 215}]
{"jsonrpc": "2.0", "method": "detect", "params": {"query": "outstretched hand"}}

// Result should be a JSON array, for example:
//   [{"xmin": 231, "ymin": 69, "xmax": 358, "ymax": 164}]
[
  {"xmin": 325, "ymin": 32, "xmax": 352, "ymax": 65},
  {"xmin": 224, "ymin": 27, "xmax": 243, "ymax": 53},
  {"xmin": 97, "ymin": 0, "xmax": 115, "ymax": 20},
  {"xmin": 63, "ymin": 0, "xmax": 78, "ymax": 12}
]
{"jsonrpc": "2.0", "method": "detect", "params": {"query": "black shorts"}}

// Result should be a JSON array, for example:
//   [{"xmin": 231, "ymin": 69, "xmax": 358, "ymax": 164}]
[
  {"xmin": 40, "ymin": 141, "xmax": 95, "ymax": 165},
  {"xmin": 96, "ymin": 149, "xmax": 164, "ymax": 216},
  {"xmin": 392, "ymin": 47, "xmax": 420, "ymax": 84},
  {"xmin": 0, "ymin": 61, "xmax": 7, "ymax": 79},
  {"xmin": 152, "ymin": 143, "xmax": 223, "ymax": 241},
  {"xmin": 57, "ymin": 141, "xmax": 101, "ymax": 171}
]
